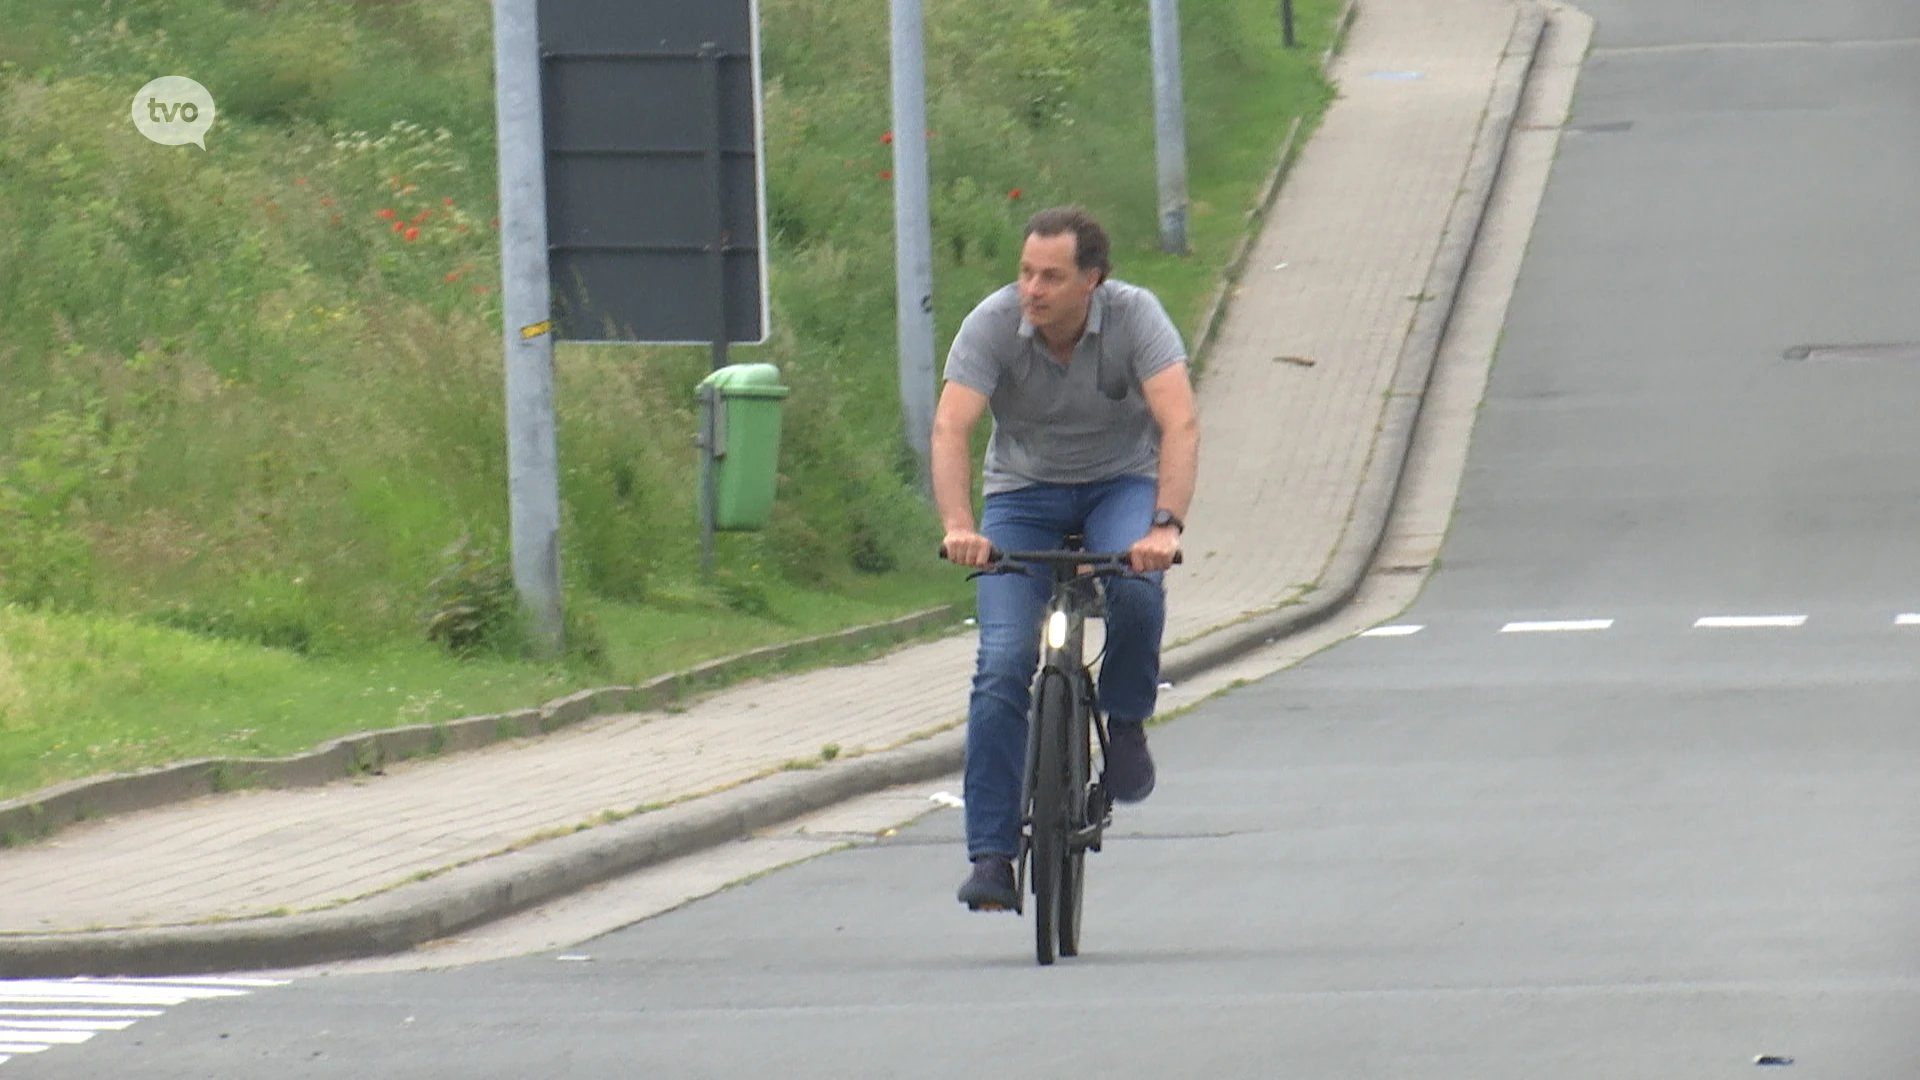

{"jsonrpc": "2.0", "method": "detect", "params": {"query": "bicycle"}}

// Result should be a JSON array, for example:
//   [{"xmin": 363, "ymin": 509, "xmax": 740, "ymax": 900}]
[{"xmin": 946, "ymin": 539, "xmax": 1178, "ymax": 965}]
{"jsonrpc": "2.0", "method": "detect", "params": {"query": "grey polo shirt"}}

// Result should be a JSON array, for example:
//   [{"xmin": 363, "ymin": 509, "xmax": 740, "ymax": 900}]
[{"xmin": 943, "ymin": 279, "xmax": 1187, "ymax": 495}]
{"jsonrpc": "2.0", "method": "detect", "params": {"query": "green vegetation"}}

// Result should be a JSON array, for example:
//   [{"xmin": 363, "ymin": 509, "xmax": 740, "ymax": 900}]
[{"xmin": 0, "ymin": 0, "xmax": 1336, "ymax": 801}]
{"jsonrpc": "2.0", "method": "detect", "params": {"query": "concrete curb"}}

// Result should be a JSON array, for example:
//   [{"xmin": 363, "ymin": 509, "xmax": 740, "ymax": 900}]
[
  {"xmin": 0, "ymin": 5, "xmax": 1549, "ymax": 977},
  {"xmin": 1323, "ymin": 0, "xmax": 1362, "ymax": 68},
  {"xmin": 0, "ymin": 730, "xmax": 966, "ymax": 978},
  {"xmin": 0, "ymin": 605, "xmax": 960, "ymax": 848},
  {"xmin": 1164, "ymin": 2, "xmax": 1548, "ymax": 684}
]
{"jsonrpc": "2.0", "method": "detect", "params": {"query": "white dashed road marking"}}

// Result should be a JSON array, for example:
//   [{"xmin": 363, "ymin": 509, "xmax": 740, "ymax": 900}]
[
  {"xmin": 1694, "ymin": 615, "xmax": 1807, "ymax": 629},
  {"xmin": 1354, "ymin": 612, "xmax": 1920, "ymax": 638},
  {"xmin": 1500, "ymin": 619, "xmax": 1614, "ymax": 633}
]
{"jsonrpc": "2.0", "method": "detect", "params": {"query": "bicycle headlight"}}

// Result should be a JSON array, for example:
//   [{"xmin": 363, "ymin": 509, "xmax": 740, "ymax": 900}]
[{"xmin": 1046, "ymin": 610, "xmax": 1069, "ymax": 650}]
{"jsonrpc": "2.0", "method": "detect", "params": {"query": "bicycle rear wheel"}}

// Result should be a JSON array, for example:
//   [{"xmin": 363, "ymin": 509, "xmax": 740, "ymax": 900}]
[{"xmin": 1029, "ymin": 671, "xmax": 1071, "ymax": 966}]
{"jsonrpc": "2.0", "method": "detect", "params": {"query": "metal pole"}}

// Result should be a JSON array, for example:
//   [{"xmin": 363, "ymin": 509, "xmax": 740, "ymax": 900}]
[
  {"xmin": 699, "ymin": 385, "xmax": 718, "ymax": 577},
  {"xmin": 492, "ymin": 0, "xmax": 563, "ymax": 656},
  {"xmin": 700, "ymin": 42, "xmax": 732, "ymax": 576},
  {"xmin": 702, "ymin": 42, "xmax": 732, "ymax": 376},
  {"xmin": 889, "ymin": 0, "xmax": 937, "ymax": 495},
  {"xmin": 1281, "ymin": 0, "xmax": 1297, "ymax": 47},
  {"xmin": 1148, "ymin": 0, "xmax": 1190, "ymax": 255}
]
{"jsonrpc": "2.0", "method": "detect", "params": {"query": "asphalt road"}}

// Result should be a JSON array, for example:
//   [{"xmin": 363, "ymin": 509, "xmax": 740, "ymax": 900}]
[{"xmin": 13, "ymin": 2, "xmax": 1920, "ymax": 1076}]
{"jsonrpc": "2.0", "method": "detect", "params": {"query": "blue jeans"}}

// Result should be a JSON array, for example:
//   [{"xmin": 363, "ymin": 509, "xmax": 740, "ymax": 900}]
[{"xmin": 964, "ymin": 475, "xmax": 1166, "ymax": 859}]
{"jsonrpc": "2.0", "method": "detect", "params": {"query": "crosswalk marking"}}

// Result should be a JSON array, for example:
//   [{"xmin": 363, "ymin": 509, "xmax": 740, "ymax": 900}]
[
  {"xmin": 0, "ymin": 983, "xmax": 250, "ymax": 1006},
  {"xmin": 97, "ymin": 976, "xmax": 286, "ymax": 988},
  {"xmin": 0, "ymin": 978, "xmax": 286, "ymax": 1068},
  {"xmin": 0, "ymin": 1030, "xmax": 94, "ymax": 1045},
  {"xmin": 0, "ymin": 1020, "xmax": 137, "ymax": 1031},
  {"xmin": 0, "ymin": 1009, "xmax": 163, "ymax": 1018}
]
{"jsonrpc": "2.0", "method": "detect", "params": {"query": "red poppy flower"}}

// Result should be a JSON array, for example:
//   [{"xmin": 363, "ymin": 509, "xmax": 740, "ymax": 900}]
[
  {"xmin": 378, "ymin": 208, "xmax": 397, "ymax": 220},
  {"xmin": 412, "ymin": 210, "xmax": 431, "ymax": 225},
  {"xmin": 881, "ymin": 131, "xmax": 893, "ymax": 144},
  {"xmin": 445, "ymin": 271, "xmax": 461, "ymax": 283},
  {"xmin": 880, "ymin": 169, "xmax": 893, "ymax": 180},
  {"xmin": 457, "ymin": 224, "xmax": 469, "ymax": 233},
  {"xmin": 392, "ymin": 221, "xmax": 406, "ymax": 234},
  {"xmin": 321, "ymin": 197, "xmax": 334, "ymax": 208},
  {"xmin": 1008, "ymin": 188, "xmax": 1023, "ymax": 200},
  {"xmin": 443, "ymin": 197, "xmax": 455, "ymax": 207},
  {"xmin": 404, "ymin": 227, "xmax": 420, "ymax": 241}
]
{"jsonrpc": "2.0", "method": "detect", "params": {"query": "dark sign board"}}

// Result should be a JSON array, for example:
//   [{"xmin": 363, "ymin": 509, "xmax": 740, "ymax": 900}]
[{"xmin": 539, "ymin": 0, "xmax": 769, "ymax": 344}]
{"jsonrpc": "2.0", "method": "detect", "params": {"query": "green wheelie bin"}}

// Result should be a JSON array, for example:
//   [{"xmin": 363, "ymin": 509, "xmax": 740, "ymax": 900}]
[{"xmin": 696, "ymin": 363, "xmax": 790, "ymax": 531}]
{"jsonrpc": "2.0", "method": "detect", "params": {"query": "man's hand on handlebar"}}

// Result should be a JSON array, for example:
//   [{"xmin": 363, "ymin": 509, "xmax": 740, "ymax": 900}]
[
  {"xmin": 1129, "ymin": 525, "xmax": 1181, "ymax": 574},
  {"xmin": 941, "ymin": 528, "xmax": 995, "ymax": 569}
]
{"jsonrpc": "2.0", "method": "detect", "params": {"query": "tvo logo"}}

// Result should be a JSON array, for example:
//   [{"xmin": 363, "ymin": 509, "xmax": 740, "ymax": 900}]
[{"xmin": 131, "ymin": 76, "xmax": 216, "ymax": 149}]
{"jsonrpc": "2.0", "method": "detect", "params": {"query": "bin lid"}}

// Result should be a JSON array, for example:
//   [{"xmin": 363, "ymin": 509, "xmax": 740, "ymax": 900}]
[{"xmin": 698, "ymin": 363, "xmax": 790, "ymax": 399}]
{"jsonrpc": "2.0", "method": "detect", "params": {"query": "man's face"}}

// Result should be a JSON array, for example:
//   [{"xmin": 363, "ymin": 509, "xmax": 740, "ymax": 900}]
[{"xmin": 1018, "ymin": 232, "xmax": 1099, "ymax": 339}]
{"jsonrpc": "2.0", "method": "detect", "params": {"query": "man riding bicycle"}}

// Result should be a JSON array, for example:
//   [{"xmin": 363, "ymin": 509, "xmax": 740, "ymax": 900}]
[{"xmin": 933, "ymin": 207, "xmax": 1201, "ymax": 911}]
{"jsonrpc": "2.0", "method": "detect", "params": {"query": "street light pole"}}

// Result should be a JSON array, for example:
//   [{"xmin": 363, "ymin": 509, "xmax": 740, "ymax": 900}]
[
  {"xmin": 1148, "ymin": 0, "xmax": 1190, "ymax": 255},
  {"xmin": 492, "ymin": 0, "xmax": 564, "ymax": 656},
  {"xmin": 890, "ymin": 0, "xmax": 937, "ymax": 495}
]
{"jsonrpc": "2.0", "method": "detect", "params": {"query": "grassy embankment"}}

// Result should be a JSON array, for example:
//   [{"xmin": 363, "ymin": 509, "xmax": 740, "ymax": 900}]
[{"xmin": 0, "ymin": 0, "xmax": 1336, "ymax": 800}]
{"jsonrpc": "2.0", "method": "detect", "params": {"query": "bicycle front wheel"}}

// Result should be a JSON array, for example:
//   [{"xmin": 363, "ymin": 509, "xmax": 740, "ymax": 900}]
[
  {"xmin": 1029, "ymin": 670, "xmax": 1071, "ymax": 966},
  {"xmin": 1057, "ymin": 695, "xmax": 1093, "ymax": 958}
]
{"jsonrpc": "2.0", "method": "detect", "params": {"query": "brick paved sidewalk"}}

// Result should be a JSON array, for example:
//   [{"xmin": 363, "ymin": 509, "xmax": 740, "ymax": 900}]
[{"xmin": 0, "ymin": 0, "xmax": 1524, "ymax": 937}]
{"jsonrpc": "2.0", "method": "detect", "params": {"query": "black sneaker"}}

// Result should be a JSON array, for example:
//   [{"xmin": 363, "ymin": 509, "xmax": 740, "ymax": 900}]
[
  {"xmin": 956, "ymin": 854, "xmax": 1018, "ymax": 911},
  {"xmin": 1103, "ymin": 721, "xmax": 1156, "ymax": 803}
]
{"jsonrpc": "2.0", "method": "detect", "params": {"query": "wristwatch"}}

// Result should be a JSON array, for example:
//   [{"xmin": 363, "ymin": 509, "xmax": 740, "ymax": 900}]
[{"xmin": 1150, "ymin": 508, "xmax": 1184, "ymax": 534}]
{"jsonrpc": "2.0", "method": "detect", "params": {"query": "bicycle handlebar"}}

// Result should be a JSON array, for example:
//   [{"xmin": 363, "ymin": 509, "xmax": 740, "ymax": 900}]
[{"xmin": 937, "ymin": 546, "xmax": 1183, "ymax": 567}]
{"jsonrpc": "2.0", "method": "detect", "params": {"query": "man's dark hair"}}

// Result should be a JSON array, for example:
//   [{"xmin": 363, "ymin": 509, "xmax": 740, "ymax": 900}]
[{"xmin": 1024, "ymin": 207, "xmax": 1110, "ymax": 284}]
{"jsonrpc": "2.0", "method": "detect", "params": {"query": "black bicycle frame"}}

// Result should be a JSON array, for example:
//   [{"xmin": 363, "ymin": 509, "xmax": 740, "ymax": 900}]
[{"xmin": 1008, "ymin": 551, "xmax": 1131, "ymax": 866}]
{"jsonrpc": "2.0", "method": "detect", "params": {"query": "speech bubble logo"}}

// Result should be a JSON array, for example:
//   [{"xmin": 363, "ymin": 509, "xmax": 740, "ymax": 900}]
[{"xmin": 131, "ymin": 76, "xmax": 216, "ymax": 149}]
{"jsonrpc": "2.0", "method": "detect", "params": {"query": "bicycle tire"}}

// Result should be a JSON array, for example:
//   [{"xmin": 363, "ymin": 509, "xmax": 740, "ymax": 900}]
[
  {"xmin": 1057, "ymin": 694, "xmax": 1092, "ymax": 958},
  {"xmin": 1030, "ymin": 671, "xmax": 1071, "ymax": 966}
]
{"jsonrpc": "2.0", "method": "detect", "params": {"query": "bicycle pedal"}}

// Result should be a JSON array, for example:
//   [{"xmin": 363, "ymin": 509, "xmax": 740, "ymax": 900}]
[{"xmin": 1089, "ymin": 783, "xmax": 1114, "ymax": 823}]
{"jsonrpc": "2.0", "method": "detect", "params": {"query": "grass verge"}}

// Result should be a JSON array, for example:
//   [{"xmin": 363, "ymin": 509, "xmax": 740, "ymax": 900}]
[{"xmin": 0, "ymin": 0, "xmax": 1339, "ymax": 800}]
